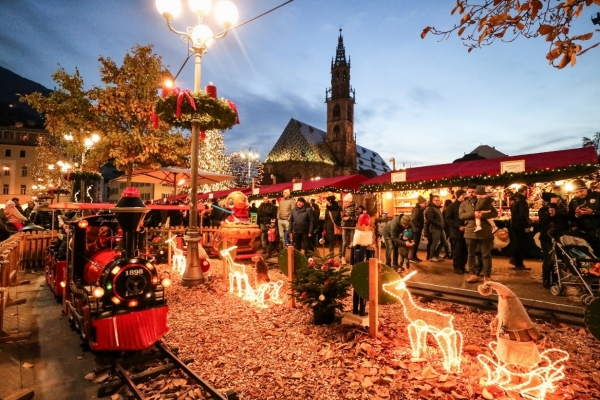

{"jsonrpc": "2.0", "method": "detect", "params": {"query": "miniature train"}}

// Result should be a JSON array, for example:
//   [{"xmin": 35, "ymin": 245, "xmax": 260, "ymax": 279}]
[{"xmin": 44, "ymin": 188, "xmax": 170, "ymax": 351}]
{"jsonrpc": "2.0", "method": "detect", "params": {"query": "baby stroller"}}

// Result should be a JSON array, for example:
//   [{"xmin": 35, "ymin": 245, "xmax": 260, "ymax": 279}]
[{"xmin": 551, "ymin": 232, "xmax": 600, "ymax": 305}]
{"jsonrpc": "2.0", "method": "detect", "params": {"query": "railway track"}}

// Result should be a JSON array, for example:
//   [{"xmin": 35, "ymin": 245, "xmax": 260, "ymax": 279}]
[
  {"xmin": 96, "ymin": 342, "xmax": 238, "ymax": 399},
  {"xmin": 405, "ymin": 281, "xmax": 586, "ymax": 326}
]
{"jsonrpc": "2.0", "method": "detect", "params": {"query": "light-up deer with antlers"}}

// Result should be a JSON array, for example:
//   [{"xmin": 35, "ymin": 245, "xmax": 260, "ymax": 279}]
[
  {"xmin": 165, "ymin": 236, "xmax": 187, "ymax": 275},
  {"xmin": 220, "ymin": 246, "xmax": 253, "ymax": 298},
  {"xmin": 382, "ymin": 270, "xmax": 463, "ymax": 372}
]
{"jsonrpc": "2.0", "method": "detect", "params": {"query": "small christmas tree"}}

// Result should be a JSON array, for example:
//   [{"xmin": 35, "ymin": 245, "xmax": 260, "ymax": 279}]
[{"xmin": 291, "ymin": 253, "xmax": 352, "ymax": 325}]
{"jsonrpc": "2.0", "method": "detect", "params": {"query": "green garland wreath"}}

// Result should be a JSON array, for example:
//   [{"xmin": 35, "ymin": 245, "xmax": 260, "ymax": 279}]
[
  {"xmin": 154, "ymin": 92, "xmax": 237, "ymax": 131},
  {"xmin": 66, "ymin": 171, "xmax": 103, "ymax": 182}
]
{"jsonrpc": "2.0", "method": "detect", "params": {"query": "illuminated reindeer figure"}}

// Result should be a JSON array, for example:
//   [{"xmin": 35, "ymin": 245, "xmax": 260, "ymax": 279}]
[
  {"xmin": 220, "ymin": 246, "xmax": 253, "ymax": 298},
  {"xmin": 165, "ymin": 236, "xmax": 186, "ymax": 275},
  {"xmin": 382, "ymin": 271, "xmax": 463, "ymax": 372}
]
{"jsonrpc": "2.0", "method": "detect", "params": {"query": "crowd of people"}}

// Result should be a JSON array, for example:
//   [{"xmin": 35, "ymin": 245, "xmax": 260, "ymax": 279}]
[
  {"xmin": 380, "ymin": 178, "xmax": 600, "ymax": 289},
  {"xmin": 0, "ymin": 197, "xmax": 61, "ymax": 240}
]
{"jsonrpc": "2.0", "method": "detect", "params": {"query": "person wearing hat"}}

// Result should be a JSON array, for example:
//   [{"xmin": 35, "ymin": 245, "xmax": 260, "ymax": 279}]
[
  {"xmin": 381, "ymin": 213, "xmax": 414, "ymax": 269},
  {"xmin": 409, "ymin": 195, "xmax": 427, "ymax": 262},
  {"xmin": 459, "ymin": 184, "xmax": 499, "ymax": 283},
  {"xmin": 4, "ymin": 200, "xmax": 28, "ymax": 230},
  {"xmin": 568, "ymin": 179, "xmax": 600, "ymax": 254},
  {"xmin": 509, "ymin": 185, "xmax": 532, "ymax": 270},
  {"xmin": 324, "ymin": 195, "xmax": 342, "ymax": 253},
  {"xmin": 444, "ymin": 189, "xmax": 468, "ymax": 274},
  {"xmin": 278, "ymin": 188, "xmax": 296, "ymax": 248},
  {"xmin": 289, "ymin": 197, "xmax": 315, "ymax": 255},
  {"xmin": 538, "ymin": 192, "xmax": 568, "ymax": 288},
  {"xmin": 11, "ymin": 197, "xmax": 25, "ymax": 215},
  {"xmin": 340, "ymin": 193, "xmax": 358, "ymax": 263}
]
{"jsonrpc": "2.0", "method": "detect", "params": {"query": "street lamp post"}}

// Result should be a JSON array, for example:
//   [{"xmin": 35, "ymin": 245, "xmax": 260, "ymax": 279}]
[
  {"xmin": 156, "ymin": 0, "xmax": 238, "ymax": 286},
  {"xmin": 65, "ymin": 133, "xmax": 100, "ymax": 203},
  {"xmin": 239, "ymin": 146, "xmax": 259, "ymax": 179}
]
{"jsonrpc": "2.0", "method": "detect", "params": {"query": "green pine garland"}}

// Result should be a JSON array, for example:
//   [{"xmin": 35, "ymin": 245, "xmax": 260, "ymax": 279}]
[
  {"xmin": 154, "ymin": 92, "xmax": 237, "ymax": 131},
  {"xmin": 360, "ymin": 163, "xmax": 600, "ymax": 192},
  {"xmin": 291, "ymin": 253, "xmax": 352, "ymax": 324}
]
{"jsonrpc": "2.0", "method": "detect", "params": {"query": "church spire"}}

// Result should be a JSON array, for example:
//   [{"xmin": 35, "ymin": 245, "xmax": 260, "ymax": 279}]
[{"xmin": 334, "ymin": 28, "xmax": 347, "ymax": 66}]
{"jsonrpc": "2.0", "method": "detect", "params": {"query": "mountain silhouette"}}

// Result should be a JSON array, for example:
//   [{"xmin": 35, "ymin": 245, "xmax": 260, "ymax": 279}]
[{"xmin": 0, "ymin": 65, "xmax": 51, "ymax": 128}]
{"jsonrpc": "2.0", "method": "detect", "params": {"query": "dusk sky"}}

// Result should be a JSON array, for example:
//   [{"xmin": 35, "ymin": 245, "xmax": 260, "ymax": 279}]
[{"xmin": 1, "ymin": 0, "xmax": 599, "ymax": 169}]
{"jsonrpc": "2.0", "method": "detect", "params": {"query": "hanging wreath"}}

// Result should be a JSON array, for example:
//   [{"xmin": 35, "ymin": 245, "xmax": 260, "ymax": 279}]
[
  {"xmin": 48, "ymin": 188, "xmax": 71, "ymax": 195},
  {"xmin": 154, "ymin": 91, "xmax": 238, "ymax": 131},
  {"xmin": 65, "ymin": 171, "xmax": 103, "ymax": 182}
]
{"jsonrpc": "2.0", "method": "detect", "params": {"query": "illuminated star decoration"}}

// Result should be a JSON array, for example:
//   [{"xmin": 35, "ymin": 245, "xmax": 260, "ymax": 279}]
[
  {"xmin": 382, "ymin": 270, "xmax": 463, "ymax": 372},
  {"xmin": 220, "ymin": 246, "xmax": 283, "ymax": 308}
]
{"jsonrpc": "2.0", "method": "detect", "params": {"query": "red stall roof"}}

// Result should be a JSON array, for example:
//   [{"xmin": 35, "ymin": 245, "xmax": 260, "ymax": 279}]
[
  {"xmin": 363, "ymin": 147, "xmax": 598, "ymax": 186},
  {"xmin": 249, "ymin": 174, "xmax": 367, "ymax": 198},
  {"xmin": 160, "ymin": 187, "xmax": 252, "ymax": 203}
]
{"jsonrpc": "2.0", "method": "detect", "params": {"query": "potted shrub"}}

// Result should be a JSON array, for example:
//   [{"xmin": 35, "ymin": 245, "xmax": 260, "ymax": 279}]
[{"xmin": 292, "ymin": 253, "xmax": 352, "ymax": 325}]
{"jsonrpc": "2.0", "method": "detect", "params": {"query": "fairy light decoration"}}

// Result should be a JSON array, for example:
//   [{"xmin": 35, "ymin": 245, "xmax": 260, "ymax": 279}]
[
  {"xmin": 165, "ymin": 236, "xmax": 186, "ymax": 275},
  {"xmin": 477, "ymin": 281, "xmax": 570, "ymax": 399},
  {"xmin": 382, "ymin": 270, "xmax": 463, "ymax": 372},
  {"xmin": 220, "ymin": 246, "xmax": 283, "ymax": 308},
  {"xmin": 478, "ymin": 343, "xmax": 569, "ymax": 400}
]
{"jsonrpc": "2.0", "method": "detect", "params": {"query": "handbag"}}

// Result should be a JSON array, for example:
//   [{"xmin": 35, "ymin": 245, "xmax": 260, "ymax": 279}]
[{"xmin": 329, "ymin": 211, "xmax": 342, "ymax": 235}]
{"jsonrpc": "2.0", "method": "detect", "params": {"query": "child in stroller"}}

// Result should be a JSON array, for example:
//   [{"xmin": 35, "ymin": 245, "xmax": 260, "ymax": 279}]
[{"xmin": 551, "ymin": 232, "xmax": 600, "ymax": 305}]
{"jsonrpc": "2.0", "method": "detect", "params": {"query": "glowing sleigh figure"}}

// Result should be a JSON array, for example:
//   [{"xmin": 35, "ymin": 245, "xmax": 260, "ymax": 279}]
[
  {"xmin": 220, "ymin": 246, "xmax": 283, "ymax": 308},
  {"xmin": 382, "ymin": 271, "xmax": 463, "ymax": 372}
]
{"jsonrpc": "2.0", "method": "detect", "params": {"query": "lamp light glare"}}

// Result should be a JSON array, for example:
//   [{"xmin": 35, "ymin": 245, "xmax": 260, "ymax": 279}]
[
  {"xmin": 146, "ymin": 262, "xmax": 154, "ymax": 270},
  {"xmin": 152, "ymin": 276, "xmax": 159, "ymax": 285},
  {"xmin": 91, "ymin": 133, "xmax": 100, "ymax": 143},
  {"xmin": 78, "ymin": 220, "xmax": 89, "ymax": 229},
  {"xmin": 128, "ymin": 300, "xmax": 138, "ymax": 307},
  {"xmin": 191, "ymin": 24, "xmax": 214, "ymax": 47},
  {"xmin": 156, "ymin": 0, "xmax": 182, "ymax": 18},
  {"xmin": 92, "ymin": 286, "xmax": 105, "ymax": 298},
  {"xmin": 385, "ymin": 192, "xmax": 393, "ymax": 200},
  {"xmin": 189, "ymin": 0, "xmax": 211, "ymax": 15},
  {"xmin": 564, "ymin": 182, "xmax": 574, "ymax": 192},
  {"xmin": 60, "ymin": 281, "xmax": 66, "ymax": 288},
  {"xmin": 162, "ymin": 278, "xmax": 172, "ymax": 287},
  {"xmin": 111, "ymin": 297, "xmax": 121, "ymax": 305},
  {"xmin": 111, "ymin": 266, "xmax": 121, "ymax": 275},
  {"xmin": 214, "ymin": 1, "xmax": 238, "ymax": 28}
]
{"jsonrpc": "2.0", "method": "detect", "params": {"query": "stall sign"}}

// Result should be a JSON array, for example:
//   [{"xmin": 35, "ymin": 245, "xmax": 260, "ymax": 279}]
[
  {"xmin": 501, "ymin": 160, "xmax": 525, "ymax": 173},
  {"xmin": 391, "ymin": 171, "xmax": 407, "ymax": 182},
  {"xmin": 293, "ymin": 182, "xmax": 302, "ymax": 191}
]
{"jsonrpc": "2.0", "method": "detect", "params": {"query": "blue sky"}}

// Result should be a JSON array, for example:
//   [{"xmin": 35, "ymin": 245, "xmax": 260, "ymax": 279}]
[{"xmin": 1, "ymin": 0, "xmax": 598, "ymax": 168}]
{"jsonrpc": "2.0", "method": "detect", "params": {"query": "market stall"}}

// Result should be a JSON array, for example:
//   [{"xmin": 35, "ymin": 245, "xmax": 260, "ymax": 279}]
[{"xmin": 361, "ymin": 147, "xmax": 599, "ymax": 258}]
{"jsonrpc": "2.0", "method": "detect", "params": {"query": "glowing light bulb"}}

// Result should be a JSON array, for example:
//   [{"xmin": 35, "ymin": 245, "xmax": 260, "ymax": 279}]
[{"xmin": 92, "ymin": 287, "xmax": 105, "ymax": 298}]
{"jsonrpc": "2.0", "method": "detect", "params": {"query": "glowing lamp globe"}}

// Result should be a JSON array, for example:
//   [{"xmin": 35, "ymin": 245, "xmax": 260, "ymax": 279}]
[
  {"xmin": 192, "ymin": 24, "xmax": 214, "ymax": 48},
  {"xmin": 156, "ymin": 0, "xmax": 182, "ymax": 18},
  {"xmin": 356, "ymin": 212, "xmax": 371, "ymax": 231},
  {"xmin": 215, "ymin": 1, "xmax": 238, "ymax": 28}
]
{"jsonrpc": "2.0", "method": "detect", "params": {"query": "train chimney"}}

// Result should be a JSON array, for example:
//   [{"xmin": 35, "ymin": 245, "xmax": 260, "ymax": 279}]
[{"xmin": 110, "ymin": 187, "xmax": 148, "ymax": 258}]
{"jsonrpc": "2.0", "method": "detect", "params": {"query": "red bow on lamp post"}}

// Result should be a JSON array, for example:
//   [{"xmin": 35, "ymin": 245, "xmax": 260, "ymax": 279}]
[
  {"xmin": 176, "ymin": 89, "xmax": 197, "ymax": 118},
  {"xmin": 227, "ymin": 100, "xmax": 240, "ymax": 124}
]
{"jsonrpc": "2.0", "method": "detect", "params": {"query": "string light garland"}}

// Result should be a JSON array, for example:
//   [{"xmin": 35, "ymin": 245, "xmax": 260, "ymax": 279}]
[
  {"xmin": 382, "ymin": 271, "xmax": 463, "ymax": 372},
  {"xmin": 478, "ymin": 342, "xmax": 570, "ymax": 400},
  {"xmin": 220, "ymin": 246, "xmax": 283, "ymax": 308},
  {"xmin": 361, "ymin": 163, "xmax": 599, "ymax": 192},
  {"xmin": 65, "ymin": 171, "xmax": 102, "ymax": 182},
  {"xmin": 248, "ymin": 187, "xmax": 365, "ymax": 201}
]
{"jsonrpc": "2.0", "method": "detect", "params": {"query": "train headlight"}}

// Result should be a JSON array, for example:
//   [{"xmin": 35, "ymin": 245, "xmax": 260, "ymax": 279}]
[
  {"xmin": 152, "ymin": 276, "xmax": 159, "ymax": 285},
  {"xmin": 128, "ymin": 300, "xmax": 138, "ymax": 307},
  {"xmin": 92, "ymin": 286, "xmax": 105, "ymax": 298},
  {"xmin": 111, "ymin": 297, "xmax": 121, "ymax": 305},
  {"xmin": 161, "ymin": 278, "xmax": 172, "ymax": 288},
  {"xmin": 78, "ymin": 220, "xmax": 89, "ymax": 229}
]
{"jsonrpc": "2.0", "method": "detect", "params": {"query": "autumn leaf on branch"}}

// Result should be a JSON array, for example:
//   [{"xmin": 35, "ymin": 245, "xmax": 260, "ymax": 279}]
[{"xmin": 423, "ymin": 0, "xmax": 600, "ymax": 68}]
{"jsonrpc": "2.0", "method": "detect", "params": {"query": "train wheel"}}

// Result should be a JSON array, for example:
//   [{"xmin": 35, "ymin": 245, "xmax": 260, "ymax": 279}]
[{"xmin": 550, "ymin": 285, "xmax": 563, "ymax": 296}]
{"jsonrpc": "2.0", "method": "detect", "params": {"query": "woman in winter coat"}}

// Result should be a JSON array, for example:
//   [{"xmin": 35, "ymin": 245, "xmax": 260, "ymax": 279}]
[
  {"xmin": 323, "ymin": 196, "xmax": 342, "ymax": 253},
  {"xmin": 4, "ymin": 200, "xmax": 27, "ymax": 230}
]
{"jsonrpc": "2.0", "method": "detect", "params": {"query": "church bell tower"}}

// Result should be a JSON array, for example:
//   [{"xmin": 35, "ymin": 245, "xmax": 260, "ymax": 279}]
[{"xmin": 325, "ymin": 29, "xmax": 356, "ymax": 174}]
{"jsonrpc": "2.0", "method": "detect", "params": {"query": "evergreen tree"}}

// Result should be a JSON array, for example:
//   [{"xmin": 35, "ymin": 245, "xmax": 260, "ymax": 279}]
[{"xmin": 197, "ymin": 129, "xmax": 233, "ymax": 192}]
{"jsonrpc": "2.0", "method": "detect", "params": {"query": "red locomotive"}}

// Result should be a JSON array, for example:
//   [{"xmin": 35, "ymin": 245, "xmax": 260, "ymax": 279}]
[{"xmin": 59, "ymin": 188, "xmax": 170, "ymax": 351}]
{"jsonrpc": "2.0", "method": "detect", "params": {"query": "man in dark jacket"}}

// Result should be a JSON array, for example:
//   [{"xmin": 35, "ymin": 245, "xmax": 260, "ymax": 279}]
[
  {"xmin": 444, "ymin": 189, "xmax": 468, "ymax": 274},
  {"xmin": 426, "ymin": 195, "xmax": 445, "ymax": 262},
  {"xmin": 509, "ymin": 185, "xmax": 531, "ymax": 270},
  {"xmin": 568, "ymin": 179, "xmax": 600, "ymax": 254},
  {"xmin": 382, "ymin": 214, "xmax": 413, "ymax": 267},
  {"xmin": 409, "ymin": 196, "xmax": 427, "ymax": 262},
  {"xmin": 33, "ymin": 202, "xmax": 58, "ymax": 230},
  {"xmin": 257, "ymin": 196, "xmax": 277, "ymax": 254},
  {"xmin": 289, "ymin": 197, "xmax": 315, "ymax": 254},
  {"xmin": 539, "ymin": 191, "xmax": 567, "ymax": 288}
]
